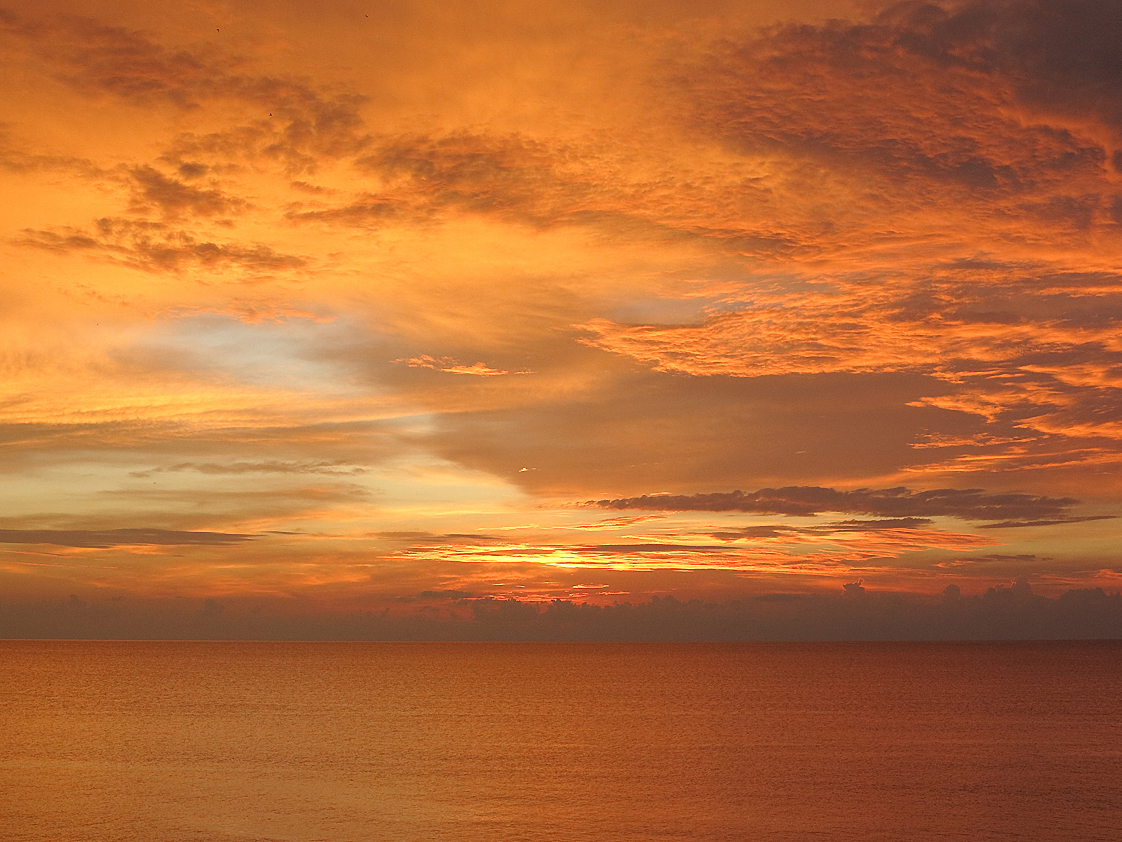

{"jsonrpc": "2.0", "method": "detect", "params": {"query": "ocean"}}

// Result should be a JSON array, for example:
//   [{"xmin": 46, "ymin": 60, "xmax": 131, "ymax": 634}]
[{"xmin": 3, "ymin": 641, "xmax": 1120, "ymax": 841}]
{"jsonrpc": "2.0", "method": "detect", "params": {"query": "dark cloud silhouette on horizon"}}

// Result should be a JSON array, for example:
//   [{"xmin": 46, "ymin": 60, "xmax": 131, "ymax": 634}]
[{"xmin": 5, "ymin": 581, "xmax": 1121, "ymax": 641}]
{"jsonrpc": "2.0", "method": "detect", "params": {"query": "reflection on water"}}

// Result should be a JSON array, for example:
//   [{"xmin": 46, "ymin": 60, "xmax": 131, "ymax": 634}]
[{"xmin": 3, "ymin": 641, "xmax": 1121, "ymax": 842}]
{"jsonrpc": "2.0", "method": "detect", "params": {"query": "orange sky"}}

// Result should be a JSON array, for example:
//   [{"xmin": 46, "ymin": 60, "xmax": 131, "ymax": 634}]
[{"xmin": 3, "ymin": 0, "xmax": 1122, "ymax": 637}]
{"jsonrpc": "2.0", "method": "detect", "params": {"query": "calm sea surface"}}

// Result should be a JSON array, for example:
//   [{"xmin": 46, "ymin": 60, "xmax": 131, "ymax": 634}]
[{"xmin": 2, "ymin": 641, "xmax": 1120, "ymax": 842}]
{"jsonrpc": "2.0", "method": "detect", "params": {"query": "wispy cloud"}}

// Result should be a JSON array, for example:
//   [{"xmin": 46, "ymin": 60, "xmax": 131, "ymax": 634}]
[
  {"xmin": 395, "ymin": 355, "xmax": 527, "ymax": 376},
  {"xmin": 128, "ymin": 165, "xmax": 249, "ymax": 219},
  {"xmin": 19, "ymin": 217, "xmax": 307, "ymax": 274},
  {"xmin": 0, "ymin": 528, "xmax": 255, "ymax": 548},
  {"xmin": 1, "ymin": 7, "xmax": 371, "ymax": 173},
  {"xmin": 588, "ymin": 486, "xmax": 1095, "ymax": 524}
]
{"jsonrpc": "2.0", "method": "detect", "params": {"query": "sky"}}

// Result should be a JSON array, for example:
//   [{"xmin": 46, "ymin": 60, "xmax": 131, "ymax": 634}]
[{"xmin": 2, "ymin": 0, "xmax": 1122, "ymax": 638}]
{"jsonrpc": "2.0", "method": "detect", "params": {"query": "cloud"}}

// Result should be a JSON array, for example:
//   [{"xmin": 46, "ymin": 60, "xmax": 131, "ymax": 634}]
[
  {"xmin": 288, "ymin": 132, "xmax": 627, "ymax": 231},
  {"xmin": 0, "ymin": 528, "xmax": 255, "ymax": 548},
  {"xmin": 130, "ymin": 460, "xmax": 367, "ymax": 477},
  {"xmin": 19, "ymin": 217, "xmax": 307, "ymax": 274},
  {"xmin": 677, "ymin": 1, "xmax": 1115, "ymax": 196},
  {"xmin": 1, "ymin": 10, "xmax": 239, "ymax": 108},
  {"xmin": 396, "ymin": 589, "xmax": 478, "ymax": 602},
  {"xmin": 709, "ymin": 518, "xmax": 935, "ymax": 540},
  {"xmin": 842, "ymin": 580, "xmax": 866, "ymax": 597},
  {"xmin": 875, "ymin": 0, "xmax": 1122, "ymax": 134},
  {"xmin": 374, "ymin": 532, "xmax": 506, "ymax": 546},
  {"xmin": 128, "ymin": 165, "xmax": 249, "ymax": 219},
  {"xmin": 5, "ymin": 585, "xmax": 1120, "ymax": 640},
  {"xmin": 0, "ymin": 123, "xmax": 106, "ymax": 177},
  {"xmin": 338, "ymin": 133, "xmax": 605, "ymax": 229},
  {"xmin": 977, "ymin": 516, "xmax": 1115, "ymax": 529},
  {"xmin": 544, "ymin": 1, "xmax": 1122, "ymax": 477},
  {"xmin": 0, "ymin": 416, "xmax": 405, "ymax": 475},
  {"xmin": 1, "ymin": 7, "xmax": 371, "ymax": 174},
  {"xmin": 588, "ymin": 485, "xmax": 1089, "ymax": 523},
  {"xmin": 423, "ymin": 367, "xmax": 961, "ymax": 496},
  {"xmin": 381, "ymin": 522, "xmax": 1000, "ymax": 573},
  {"xmin": 395, "ymin": 355, "xmax": 523, "ymax": 376},
  {"xmin": 571, "ymin": 514, "xmax": 667, "ymax": 530},
  {"xmin": 288, "ymin": 129, "xmax": 806, "ymax": 260}
]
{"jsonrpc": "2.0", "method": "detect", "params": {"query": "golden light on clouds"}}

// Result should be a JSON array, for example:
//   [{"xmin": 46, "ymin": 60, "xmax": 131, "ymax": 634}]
[{"xmin": 3, "ymin": 0, "xmax": 1122, "ymax": 637}]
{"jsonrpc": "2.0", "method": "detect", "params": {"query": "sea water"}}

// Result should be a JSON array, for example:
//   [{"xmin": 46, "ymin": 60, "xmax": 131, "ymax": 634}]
[{"xmin": 2, "ymin": 641, "xmax": 1120, "ymax": 841}]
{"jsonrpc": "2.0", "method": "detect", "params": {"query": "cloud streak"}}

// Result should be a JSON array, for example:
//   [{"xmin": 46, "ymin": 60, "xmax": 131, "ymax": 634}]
[
  {"xmin": 0, "ymin": 528, "xmax": 255, "ymax": 548},
  {"xmin": 588, "ymin": 486, "xmax": 1094, "ymax": 524},
  {"xmin": 19, "ymin": 217, "xmax": 307, "ymax": 274}
]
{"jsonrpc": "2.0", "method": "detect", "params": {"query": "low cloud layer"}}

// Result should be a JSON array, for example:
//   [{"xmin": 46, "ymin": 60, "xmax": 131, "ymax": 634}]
[{"xmin": 4, "ymin": 582, "xmax": 1120, "ymax": 641}]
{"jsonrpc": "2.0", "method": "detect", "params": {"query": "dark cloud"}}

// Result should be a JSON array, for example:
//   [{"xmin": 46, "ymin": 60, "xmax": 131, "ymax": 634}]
[
  {"xmin": 393, "ymin": 583, "xmax": 1122, "ymax": 642},
  {"xmin": 19, "ymin": 217, "xmax": 307, "ymax": 274},
  {"xmin": 710, "ymin": 518, "xmax": 936, "ymax": 540},
  {"xmin": 0, "ymin": 528, "xmax": 255, "ymax": 548},
  {"xmin": 1, "ymin": 11, "xmax": 238, "ymax": 108},
  {"xmin": 377, "ymin": 532, "xmax": 506, "ymax": 546},
  {"xmin": 292, "ymin": 132, "xmax": 799, "ymax": 258},
  {"xmin": 396, "ymin": 589, "xmax": 478, "ymax": 602},
  {"xmin": 842, "ymin": 580, "xmax": 866, "ymax": 597},
  {"xmin": 345, "ymin": 133, "xmax": 589, "ymax": 227},
  {"xmin": 673, "ymin": 0, "xmax": 1116, "ymax": 223},
  {"xmin": 0, "ymin": 124, "xmax": 107, "ymax": 177},
  {"xmin": 129, "ymin": 165, "xmax": 248, "ymax": 218},
  {"xmin": 176, "ymin": 162, "xmax": 208, "ymax": 178},
  {"xmin": 0, "ymin": 417, "xmax": 402, "ymax": 474},
  {"xmin": 290, "ymin": 132, "xmax": 624, "ymax": 232},
  {"xmin": 131, "ymin": 460, "xmax": 367, "ymax": 477},
  {"xmin": 287, "ymin": 193, "xmax": 404, "ymax": 226},
  {"xmin": 977, "ymin": 516, "xmax": 1115, "ymax": 529},
  {"xmin": 821, "ymin": 517, "xmax": 934, "ymax": 531},
  {"xmin": 571, "ymin": 543, "xmax": 735, "ymax": 555},
  {"xmin": 878, "ymin": 0, "xmax": 1122, "ymax": 132},
  {"xmin": 2, "ymin": 8, "xmax": 371, "ymax": 174},
  {"xmin": 589, "ymin": 485, "xmax": 1085, "ymax": 523},
  {"xmin": 710, "ymin": 525, "xmax": 792, "ymax": 540},
  {"xmin": 4, "ymin": 585, "xmax": 1120, "ymax": 641},
  {"xmin": 424, "ymin": 367, "xmax": 962, "ymax": 496},
  {"xmin": 937, "ymin": 553, "xmax": 1040, "ymax": 568}
]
